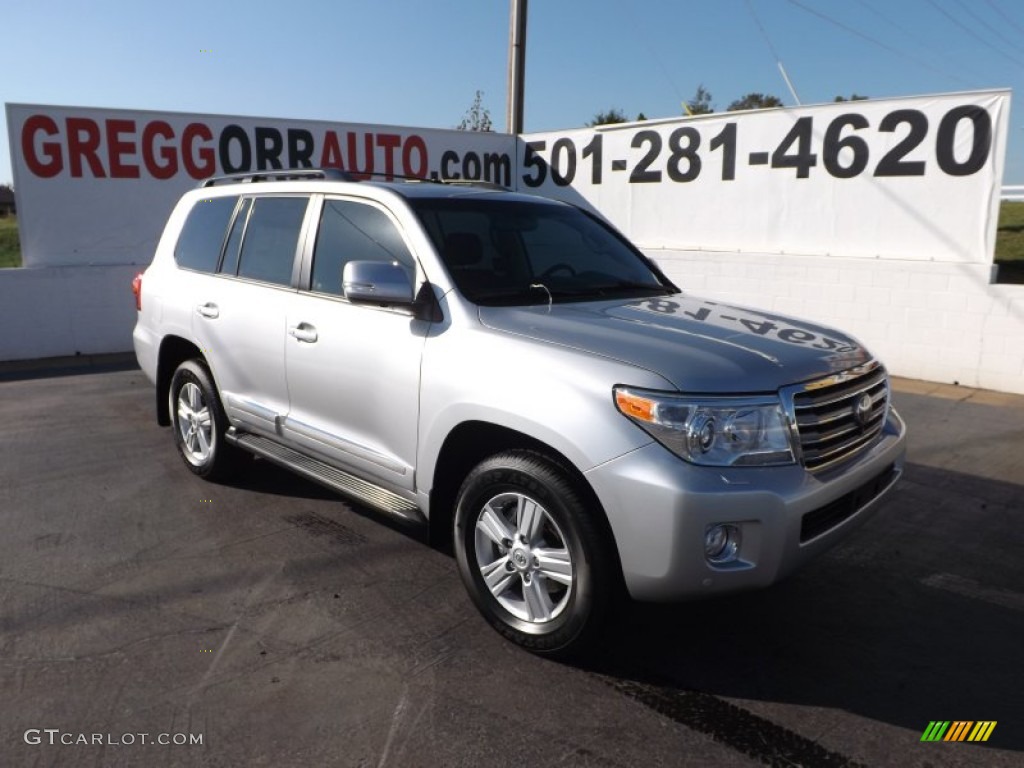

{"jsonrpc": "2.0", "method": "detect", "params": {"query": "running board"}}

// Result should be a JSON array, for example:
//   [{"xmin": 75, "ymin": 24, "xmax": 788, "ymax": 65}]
[{"xmin": 226, "ymin": 428, "xmax": 424, "ymax": 524}]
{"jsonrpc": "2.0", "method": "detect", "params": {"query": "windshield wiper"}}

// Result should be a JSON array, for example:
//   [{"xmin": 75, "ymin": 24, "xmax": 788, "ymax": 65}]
[
  {"xmin": 595, "ymin": 280, "xmax": 675, "ymax": 294},
  {"xmin": 472, "ymin": 288, "xmax": 550, "ymax": 306},
  {"xmin": 547, "ymin": 281, "xmax": 675, "ymax": 298},
  {"xmin": 473, "ymin": 281, "xmax": 672, "ymax": 306}
]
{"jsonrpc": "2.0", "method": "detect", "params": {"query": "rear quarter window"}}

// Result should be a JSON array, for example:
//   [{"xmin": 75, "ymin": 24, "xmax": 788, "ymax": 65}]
[{"xmin": 173, "ymin": 196, "xmax": 237, "ymax": 272}]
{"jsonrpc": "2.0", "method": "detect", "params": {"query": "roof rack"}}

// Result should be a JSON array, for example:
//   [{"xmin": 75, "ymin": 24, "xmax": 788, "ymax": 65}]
[
  {"xmin": 345, "ymin": 172, "xmax": 508, "ymax": 190},
  {"xmin": 197, "ymin": 167, "xmax": 510, "ymax": 191},
  {"xmin": 435, "ymin": 179, "xmax": 508, "ymax": 191},
  {"xmin": 199, "ymin": 168, "xmax": 353, "ymax": 188}
]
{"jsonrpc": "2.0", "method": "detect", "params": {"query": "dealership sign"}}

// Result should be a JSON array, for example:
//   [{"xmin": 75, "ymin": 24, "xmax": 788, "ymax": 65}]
[
  {"xmin": 6, "ymin": 104, "xmax": 515, "ymax": 267},
  {"xmin": 5, "ymin": 89, "xmax": 1011, "ymax": 269},
  {"xmin": 518, "ymin": 90, "xmax": 1010, "ymax": 264}
]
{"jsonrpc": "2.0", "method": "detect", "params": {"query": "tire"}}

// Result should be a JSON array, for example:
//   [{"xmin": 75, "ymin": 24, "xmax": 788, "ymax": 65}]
[
  {"xmin": 168, "ymin": 359, "xmax": 239, "ymax": 481},
  {"xmin": 453, "ymin": 450, "xmax": 614, "ymax": 657}
]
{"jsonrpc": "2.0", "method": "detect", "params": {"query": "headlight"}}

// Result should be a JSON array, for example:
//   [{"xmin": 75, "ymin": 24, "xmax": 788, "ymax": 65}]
[{"xmin": 613, "ymin": 386, "xmax": 795, "ymax": 466}]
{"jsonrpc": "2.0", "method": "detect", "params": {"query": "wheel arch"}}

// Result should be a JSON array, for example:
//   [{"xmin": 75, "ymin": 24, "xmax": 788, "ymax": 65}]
[
  {"xmin": 156, "ymin": 336, "xmax": 206, "ymax": 426},
  {"xmin": 428, "ymin": 421, "xmax": 624, "ymax": 579}
]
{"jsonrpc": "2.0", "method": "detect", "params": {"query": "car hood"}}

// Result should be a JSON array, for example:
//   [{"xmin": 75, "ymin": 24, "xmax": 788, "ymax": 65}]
[{"xmin": 478, "ymin": 294, "xmax": 872, "ymax": 393}]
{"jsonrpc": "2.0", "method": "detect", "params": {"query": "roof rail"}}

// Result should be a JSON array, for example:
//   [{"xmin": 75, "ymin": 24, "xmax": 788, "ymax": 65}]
[
  {"xmin": 436, "ymin": 179, "xmax": 509, "ymax": 191},
  {"xmin": 355, "ymin": 172, "xmax": 509, "ymax": 190},
  {"xmin": 199, "ymin": 168, "xmax": 353, "ymax": 188}
]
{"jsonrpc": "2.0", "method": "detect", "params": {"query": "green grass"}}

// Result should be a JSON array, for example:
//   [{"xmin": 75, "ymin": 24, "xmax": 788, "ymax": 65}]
[
  {"xmin": 995, "ymin": 201, "xmax": 1024, "ymax": 264},
  {"xmin": 0, "ymin": 216, "xmax": 21, "ymax": 269}
]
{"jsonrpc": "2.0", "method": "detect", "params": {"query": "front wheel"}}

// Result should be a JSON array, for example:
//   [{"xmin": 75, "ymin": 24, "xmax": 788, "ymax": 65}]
[{"xmin": 453, "ymin": 450, "xmax": 614, "ymax": 657}]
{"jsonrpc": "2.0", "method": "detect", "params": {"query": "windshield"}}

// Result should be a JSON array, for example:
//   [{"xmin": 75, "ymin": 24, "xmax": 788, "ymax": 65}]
[{"xmin": 410, "ymin": 197, "xmax": 676, "ymax": 306}]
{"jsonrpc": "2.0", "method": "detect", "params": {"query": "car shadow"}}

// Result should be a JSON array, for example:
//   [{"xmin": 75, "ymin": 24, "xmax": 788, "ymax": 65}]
[
  {"xmin": 211, "ymin": 451, "xmax": 1024, "ymax": 754},
  {"xmin": 576, "ymin": 461, "xmax": 1024, "ymax": 755},
  {"xmin": 217, "ymin": 455, "xmax": 429, "ymax": 544}
]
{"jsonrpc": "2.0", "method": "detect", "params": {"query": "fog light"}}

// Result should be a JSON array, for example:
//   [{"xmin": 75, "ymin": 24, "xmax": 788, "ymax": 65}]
[{"xmin": 704, "ymin": 524, "xmax": 741, "ymax": 564}]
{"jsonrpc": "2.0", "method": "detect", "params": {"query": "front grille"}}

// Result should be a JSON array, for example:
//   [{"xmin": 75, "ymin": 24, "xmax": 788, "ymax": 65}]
[
  {"xmin": 790, "ymin": 362, "xmax": 889, "ymax": 472},
  {"xmin": 801, "ymin": 464, "xmax": 897, "ymax": 542}
]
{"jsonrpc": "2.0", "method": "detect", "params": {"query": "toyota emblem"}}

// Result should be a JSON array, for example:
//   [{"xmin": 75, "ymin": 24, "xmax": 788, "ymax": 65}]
[{"xmin": 853, "ymin": 393, "xmax": 873, "ymax": 427}]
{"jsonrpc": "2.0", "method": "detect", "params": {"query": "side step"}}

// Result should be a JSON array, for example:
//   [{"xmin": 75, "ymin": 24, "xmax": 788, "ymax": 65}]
[{"xmin": 226, "ymin": 428, "xmax": 425, "ymax": 525}]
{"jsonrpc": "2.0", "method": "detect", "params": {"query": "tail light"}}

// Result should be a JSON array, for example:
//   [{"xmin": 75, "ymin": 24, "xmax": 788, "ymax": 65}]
[{"xmin": 132, "ymin": 272, "xmax": 143, "ymax": 311}]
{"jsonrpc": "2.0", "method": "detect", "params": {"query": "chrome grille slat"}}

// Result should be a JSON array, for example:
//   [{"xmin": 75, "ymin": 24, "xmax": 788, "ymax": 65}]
[
  {"xmin": 796, "ymin": 398, "xmax": 885, "ymax": 427},
  {"xmin": 801, "ymin": 424, "xmax": 884, "ymax": 465},
  {"xmin": 786, "ymin": 362, "xmax": 889, "ymax": 471},
  {"xmin": 798, "ymin": 421, "xmax": 860, "ymax": 447},
  {"xmin": 798, "ymin": 408, "xmax": 886, "ymax": 445},
  {"xmin": 795, "ymin": 375, "xmax": 886, "ymax": 409}
]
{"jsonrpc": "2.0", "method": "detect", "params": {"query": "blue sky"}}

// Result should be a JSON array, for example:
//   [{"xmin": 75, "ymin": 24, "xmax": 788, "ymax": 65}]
[{"xmin": 2, "ymin": 0, "xmax": 1021, "ymax": 184}]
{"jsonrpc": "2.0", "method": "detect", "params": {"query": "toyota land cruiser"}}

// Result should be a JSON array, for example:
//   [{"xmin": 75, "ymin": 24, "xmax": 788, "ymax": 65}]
[{"xmin": 133, "ymin": 169, "xmax": 906, "ymax": 656}]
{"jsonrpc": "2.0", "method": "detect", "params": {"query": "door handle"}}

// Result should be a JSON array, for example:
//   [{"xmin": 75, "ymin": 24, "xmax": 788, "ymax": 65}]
[
  {"xmin": 196, "ymin": 303, "xmax": 220, "ymax": 319},
  {"xmin": 288, "ymin": 323, "xmax": 318, "ymax": 343}
]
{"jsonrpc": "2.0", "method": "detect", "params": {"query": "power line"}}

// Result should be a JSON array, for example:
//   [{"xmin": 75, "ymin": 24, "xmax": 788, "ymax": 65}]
[
  {"xmin": 744, "ymin": 0, "xmax": 801, "ymax": 104},
  {"xmin": 620, "ymin": 7, "xmax": 686, "ymax": 112},
  {"xmin": 984, "ymin": 0, "xmax": 1024, "ymax": 38},
  {"xmin": 923, "ymin": 0, "xmax": 1024, "ymax": 69},
  {"xmin": 745, "ymin": 0, "xmax": 783, "ymax": 63},
  {"xmin": 952, "ymin": 0, "xmax": 1024, "ymax": 54},
  {"xmin": 853, "ymin": 0, "xmax": 991, "ymax": 83},
  {"xmin": 784, "ymin": 0, "xmax": 972, "ymax": 87},
  {"xmin": 853, "ymin": 0, "xmax": 940, "ymax": 55}
]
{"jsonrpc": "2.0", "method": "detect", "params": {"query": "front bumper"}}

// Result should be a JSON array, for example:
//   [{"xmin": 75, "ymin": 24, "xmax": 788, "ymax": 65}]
[{"xmin": 585, "ymin": 409, "xmax": 907, "ymax": 601}]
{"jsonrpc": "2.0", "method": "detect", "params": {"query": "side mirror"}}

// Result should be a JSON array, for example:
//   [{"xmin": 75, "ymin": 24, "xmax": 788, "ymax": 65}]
[{"xmin": 342, "ymin": 261, "xmax": 414, "ymax": 305}]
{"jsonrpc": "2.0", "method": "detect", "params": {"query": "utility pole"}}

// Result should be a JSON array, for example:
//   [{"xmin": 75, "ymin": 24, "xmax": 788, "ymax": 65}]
[{"xmin": 506, "ymin": 0, "xmax": 528, "ymax": 134}]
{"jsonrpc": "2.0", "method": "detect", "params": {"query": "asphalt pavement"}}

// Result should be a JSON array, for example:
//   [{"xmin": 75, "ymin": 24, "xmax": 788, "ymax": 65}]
[{"xmin": 0, "ymin": 365, "xmax": 1021, "ymax": 767}]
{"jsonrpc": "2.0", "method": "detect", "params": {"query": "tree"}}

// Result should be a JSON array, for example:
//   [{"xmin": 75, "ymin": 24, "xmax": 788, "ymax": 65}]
[
  {"xmin": 0, "ymin": 184, "xmax": 15, "ymax": 217},
  {"xmin": 727, "ymin": 93, "xmax": 783, "ymax": 111},
  {"xmin": 636, "ymin": 112, "xmax": 647, "ymax": 121},
  {"xmin": 685, "ymin": 85, "xmax": 713, "ymax": 115},
  {"xmin": 587, "ymin": 108, "xmax": 628, "ymax": 126},
  {"xmin": 457, "ymin": 91, "xmax": 493, "ymax": 132},
  {"xmin": 834, "ymin": 93, "xmax": 869, "ymax": 102}
]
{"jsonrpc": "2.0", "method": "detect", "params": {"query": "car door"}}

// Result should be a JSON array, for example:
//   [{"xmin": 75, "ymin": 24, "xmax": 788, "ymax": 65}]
[
  {"xmin": 282, "ymin": 195, "xmax": 429, "ymax": 492},
  {"xmin": 191, "ymin": 194, "xmax": 312, "ymax": 437}
]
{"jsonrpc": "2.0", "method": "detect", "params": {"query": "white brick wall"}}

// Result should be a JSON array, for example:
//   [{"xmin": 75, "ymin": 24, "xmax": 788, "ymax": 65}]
[
  {"xmin": 0, "ymin": 254, "xmax": 1021, "ymax": 396},
  {"xmin": 646, "ymin": 249, "xmax": 1024, "ymax": 395},
  {"xmin": 0, "ymin": 265, "xmax": 140, "ymax": 361}
]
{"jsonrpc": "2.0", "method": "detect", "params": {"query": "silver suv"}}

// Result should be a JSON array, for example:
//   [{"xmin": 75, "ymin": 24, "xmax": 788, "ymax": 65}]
[{"xmin": 133, "ymin": 169, "xmax": 906, "ymax": 656}]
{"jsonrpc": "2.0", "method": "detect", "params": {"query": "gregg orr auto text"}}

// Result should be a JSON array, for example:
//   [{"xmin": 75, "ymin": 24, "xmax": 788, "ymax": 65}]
[{"xmin": 19, "ymin": 115, "xmax": 513, "ymax": 186}]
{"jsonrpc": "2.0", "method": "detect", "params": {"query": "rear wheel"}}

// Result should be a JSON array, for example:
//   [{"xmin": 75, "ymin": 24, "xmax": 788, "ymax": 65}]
[
  {"xmin": 454, "ymin": 450, "xmax": 614, "ymax": 657},
  {"xmin": 168, "ymin": 360, "xmax": 238, "ymax": 480}
]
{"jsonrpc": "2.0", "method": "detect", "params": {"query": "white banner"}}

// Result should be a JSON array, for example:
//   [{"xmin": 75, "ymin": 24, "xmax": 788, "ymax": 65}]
[
  {"xmin": 5, "ymin": 91, "xmax": 1011, "ymax": 269},
  {"xmin": 6, "ymin": 104, "xmax": 516, "ymax": 268},
  {"xmin": 517, "ymin": 90, "xmax": 1011, "ymax": 263}
]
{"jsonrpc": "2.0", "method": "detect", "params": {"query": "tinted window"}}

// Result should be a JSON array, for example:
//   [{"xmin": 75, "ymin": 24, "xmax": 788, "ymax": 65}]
[
  {"xmin": 174, "ymin": 196, "xmax": 237, "ymax": 272},
  {"xmin": 411, "ymin": 198, "xmax": 672, "ymax": 305},
  {"xmin": 219, "ymin": 198, "xmax": 252, "ymax": 276},
  {"xmin": 311, "ymin": 200, "xmax": 414, "ymax": 296},
  {"xmin": 236, "ymin": 197, "xmax": 308, "ymax": 286}
]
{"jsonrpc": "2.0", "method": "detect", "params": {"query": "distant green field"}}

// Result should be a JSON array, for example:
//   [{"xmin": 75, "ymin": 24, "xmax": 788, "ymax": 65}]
[
  {"xmin": 0, "ymin": 203, "xmax": 1022, "ymax": 271},
  {"xmin": 0, "ymin": 217, "xmax": 20, "ymax": 269},
  {"xmin": 996, "ymin": 201, "xmax": 1024, "ymax": 263}
]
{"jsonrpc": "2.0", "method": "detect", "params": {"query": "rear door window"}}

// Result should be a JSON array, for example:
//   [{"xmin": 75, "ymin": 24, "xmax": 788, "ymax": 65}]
[{"xmin": 236, "ymin": 197, "xmax": 309, "ymax": 287}]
